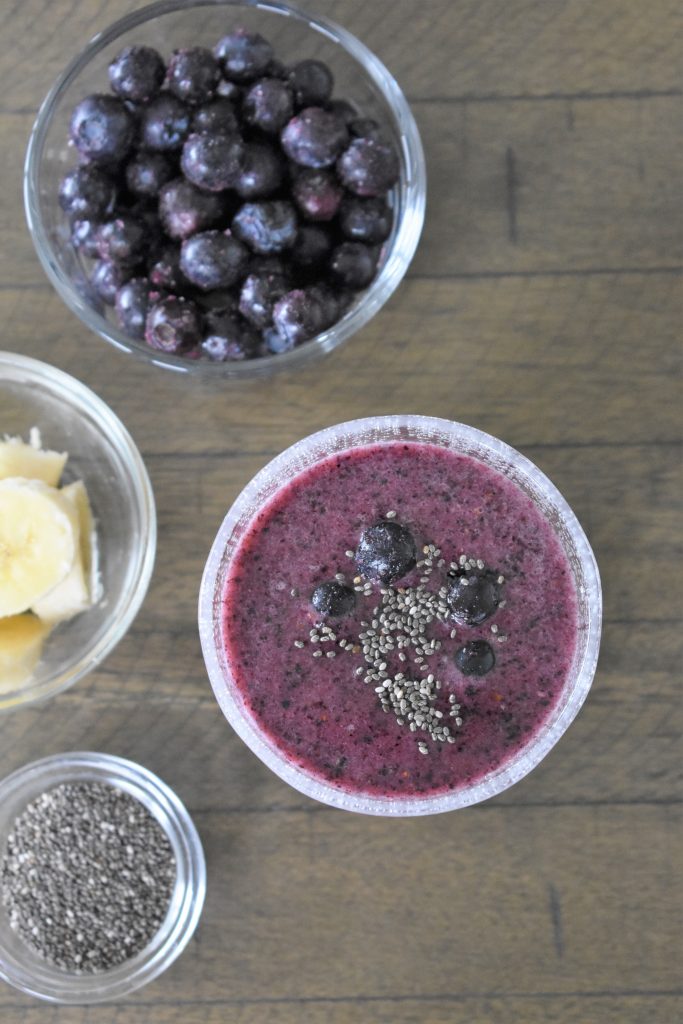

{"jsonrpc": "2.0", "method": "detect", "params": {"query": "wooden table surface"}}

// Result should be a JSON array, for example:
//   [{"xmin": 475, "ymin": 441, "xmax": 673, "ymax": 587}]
[{"xmin": 1, "ymin": 1, "xmax": 681, "ymax": 1021}]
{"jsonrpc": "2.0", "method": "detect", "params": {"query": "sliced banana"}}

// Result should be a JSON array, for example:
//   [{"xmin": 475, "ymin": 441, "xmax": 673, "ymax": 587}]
[
  {"xmin": 0, "ymin": 613, "xmax": 51, "ymax": 690},
  {"xmin": 0, "ymin": 478, "xmax": 78, "ymax": 617},
  {"xmin": 0, "ymin": 434, "xmax": 67, "ymax": 486},
  {"xmin": 33, "ymin": 480, "xmax": 95, "ymax": 623}
]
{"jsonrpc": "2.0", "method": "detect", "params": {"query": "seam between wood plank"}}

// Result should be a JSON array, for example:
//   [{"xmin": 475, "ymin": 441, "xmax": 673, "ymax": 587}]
[
  {"xmin": 4, "ymin": 88, "xmax": 683, "ymax": 117},
  {"xmin": 407, "ymin": 266, "xmax": 683, "ymax": 281},
  {"xmin": 0, "ymin": 987, "xmax": 679, "ymax": 1010},
  {"xmin": 408, "ymin": 88, "xmax": 683, "ymax": 104}
]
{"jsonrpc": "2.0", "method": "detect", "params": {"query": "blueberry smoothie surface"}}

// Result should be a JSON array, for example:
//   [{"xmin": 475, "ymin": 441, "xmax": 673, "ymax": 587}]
[{"xmin": 221, "ymin": 442, "xmax": 578, "ymax": 798}]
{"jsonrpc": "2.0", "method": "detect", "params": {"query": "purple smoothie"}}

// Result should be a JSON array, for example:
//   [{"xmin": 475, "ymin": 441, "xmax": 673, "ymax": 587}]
[{"xmin": 222, "ymin": 442, "xmax": 578, "ymax": 797}]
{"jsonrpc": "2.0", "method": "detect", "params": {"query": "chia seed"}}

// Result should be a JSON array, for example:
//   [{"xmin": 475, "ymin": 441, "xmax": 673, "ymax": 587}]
[{"xmin": 0, "ymin": 781, "xmax": 176, "ymax": 974}]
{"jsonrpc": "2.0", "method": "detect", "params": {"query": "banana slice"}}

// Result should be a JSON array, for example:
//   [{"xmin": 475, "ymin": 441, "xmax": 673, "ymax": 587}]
[
  {"xmin": 0, "ymin": 434, "xmax": 67, "ymax": 486},
  {"xmin": 0, "ymin": 478, "xmax": 78, "ymax": 617},
  {"xmin": 33, "ymin": 480, "xmax": 95, "ymax": 623},
  {"xmin": 0, "ymin": 613, "xmax": 51, "ymax": 691}
]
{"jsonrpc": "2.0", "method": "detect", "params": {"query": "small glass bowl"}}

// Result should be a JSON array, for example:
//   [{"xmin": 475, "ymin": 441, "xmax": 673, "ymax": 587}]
[
  {"xmin": 0, "ymin": 352, "xmax": 156, "ymax": 710},
  {"xmin": 0, "ymin": 752, "xmax": 205, "ymax": 1004},
  {"xmin": 24, "ymin": 0, "xmax": 426, "ymax": 378},
  {"xmin": 199, "ymin": 415, "xmax": 602, "ymax": 816}
]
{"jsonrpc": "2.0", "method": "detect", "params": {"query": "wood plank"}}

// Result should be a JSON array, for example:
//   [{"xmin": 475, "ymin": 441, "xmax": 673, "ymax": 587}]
[
  {"xmin": 1, "ymin": 994, "xmax": 682, "ymax": 1023},
  {"xmin": 0, "ymin": 806, "xmax": 677, "ymax": 1007},
  {"xmin": 0, "ymin": 3, "xmax": 680, "ymax": 1020},
  {"xmin": 2, "ymin": 275, "xmax": 681, "ymax": 454},
  {"xmin": 5, "ymin": 95, "xmax": 683, "ymax": 286},
  {"xmin": 2, "ymin": 1, "xmax": 682, "ymax": 113}
]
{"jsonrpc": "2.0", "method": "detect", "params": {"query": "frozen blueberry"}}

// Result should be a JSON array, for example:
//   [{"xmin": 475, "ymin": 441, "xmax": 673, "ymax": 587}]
[
  {"xmin": 281, "ymin": 107, "xmax": 349, "ymax": 168},
  {"xmin": 232, "ymin": 200, "xmax": 298, "ymax": 254},
  {"xmin": 311, "ymin": 580, "xmax": 355, "ymax": 618},
  {"xmin": 59, "ymin": 165, "xmax": 116, "ymax": 221},
  {"xmin": 115, "ymin": 277, "xmax": 150, "ymax": 338},
  {"xmin": 291, "ymin": 224, "xmax": 332, "ymax": 270},
  {"xmin": 329, "ymin": 241, "xmax": 378, "ymax": 290},
  {"xmin": 148, "ymin": 243, "xmax": 184, "ymax": 290},
  {"xmin": 145, "ymin": 295, "xmax": 202, "ymax": 352},
  {"xmin": 292, "ymin": 168, "xmax": 343, "ymax": 221},
  {"xmin": 348, "ymin": 117, "xmax": 383, "ymax": 141},
  {"xmin": 124, "ymin": 152, "xmax": 174, "ymax": 198},
  {"xmin": 181, "ymin": 132, "xmax": 245, "ymax": 191},
  {"xmin": 96, "ymin": 214, "xmax": 147, "ymax": 265},
  {"xmin": 90, "ymin": 259, "xmax": 129, "ymax": 305},
  {"xmin": 140, "ymin": 93, "xmax": 192, "ymax": 151},
  {"xmin": 308, "ymin": 283, "xmax": 341, "ymax": 328},
  {"xmin": 355, "ymin": 521, "xmax": 416, "ymax": 583},
  {"xmin": 235, "ymin": 142, "xmax": 284, "ymax": 199},
  {"xmin": 337, "ymin": 137, "xmax": 400, "ymax": 196},
  {"xmin": 69, "ymin": 94, "xmax": 135, "ymax": 164},
  {"xmin": 108, "ymin": 45, "xmax": 165, "ymax": 103},
  {"xmin": 167, "ymin": 47, "xmax": 220, "ymax": 105},
  {"xmin": 238, "ymin": 272, "xmax": 288, "ymax": 329},
  {"xmin": 272, "ymin": 288, "xmax": 326, "ymax": 346},
  {"xmin": 327, "ymin": 98, "xmax": 357, "ymax": 125},
  {"xmin": 266, "ymin": 58, "xmax": 288, "ymax": 80},
  {"xmin": 192, "ymin": 97, "xmax": 239, "ymax": 134},
  {"xmin": 216, "ymin": 77, "xmax": 243, "ymax": 102},
  {"xmin": 247, "ymin": 254, "xmax": 289, "ymax": 279},
  {"xmin": 214, "ymin": 29, "xmax": 273, "ymax": 83},
  {"xmin": 339, "ymin": 195, "xmax": 392, "ymax": 244},
  {"xmin": 201, "ymin": 306, "xmax": 260, "ymax": 361},
  {"xmin": 243, "ymin": 77, "xmax": 293, "ymax": 134},
  {"xmin": 159, "ymin": 178, "xmax": 228, "ymax": 239},
  {"xmin": 447, "ymin": 572, "xmax": 501, "ymax": 627},
  {"xmin": 289, "ymin": 60, "xmax": 333, "ymax": 108},
  {"xmin": 71, "ymin": 218, "xmax": 100, "ymax": 258},
  {"xmin": 180, "ymin": 229, "xmax": 249, "ymax": 291},
  {"xmin": 454, "ymin": 640, "xmax": 496, "ymax": 677},
  {"xmin": 263, "ymin": 326, "xmax": 291, "ymax": 355}
]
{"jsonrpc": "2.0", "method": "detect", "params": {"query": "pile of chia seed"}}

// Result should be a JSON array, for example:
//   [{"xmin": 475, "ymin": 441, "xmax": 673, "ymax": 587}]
[{"xmin": 0, "ymin": 781, "xmax": 176, "ymax": 973}]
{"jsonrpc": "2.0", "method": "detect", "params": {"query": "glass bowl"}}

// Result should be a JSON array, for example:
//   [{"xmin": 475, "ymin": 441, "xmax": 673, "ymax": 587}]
[
  {"xmin": 24, "ymin": 0, "xmax": 426, "ymax": 378},
  {"xmin": 0, "ymin": 352, "xmax": 156, "ymax": 710},
  {"xmin": 0, "ymin": 752, "xmax": 205, "ymax": 1004},
  {"xmin": 199, "ymin": 415, "xmax": 602, "ymax": 816}
]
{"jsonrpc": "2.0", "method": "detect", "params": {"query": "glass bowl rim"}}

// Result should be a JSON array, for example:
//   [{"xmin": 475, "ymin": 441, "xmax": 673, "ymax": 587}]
[
  {"xmin": 0, "ymin": 351, "xmax": 157, "ymax": 711},
  {"xmin": 0, "ymin": 750, "xmax": 206, "ymax": 1004},
  {"xmin": 198, "ymin": 414, "xmax": 603, "ymax": 815},
  {"xmin": 23, "ymin": 0, "xmax": 427, "ymax": 378}
]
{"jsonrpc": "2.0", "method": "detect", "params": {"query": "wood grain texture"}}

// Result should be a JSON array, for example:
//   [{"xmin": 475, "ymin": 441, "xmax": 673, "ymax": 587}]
[{"xmin": 1, "ymin": 0, "xmax": 681, "ymax": 1021}]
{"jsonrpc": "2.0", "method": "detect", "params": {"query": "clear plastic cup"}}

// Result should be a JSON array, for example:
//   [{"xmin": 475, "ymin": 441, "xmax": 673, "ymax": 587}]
[{"xmin": 199, "ymin": 415, "xmax": 602, "ymax": 815}]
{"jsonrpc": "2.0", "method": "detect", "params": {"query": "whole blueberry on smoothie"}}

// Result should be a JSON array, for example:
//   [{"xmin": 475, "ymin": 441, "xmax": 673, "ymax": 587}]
[
  {"xmin": 311, "ymin": 581, "xmax": 356, "ymax": 618},
  {"xmin": 356, "ymin": 520, "xmax": 417, "ymax": 583}
]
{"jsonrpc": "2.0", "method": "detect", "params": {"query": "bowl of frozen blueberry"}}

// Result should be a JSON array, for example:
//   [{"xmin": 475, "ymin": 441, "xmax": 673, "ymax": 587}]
[{"xmin": 24, "ymin": 0, "xmax": 426, "ymax": 375}]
